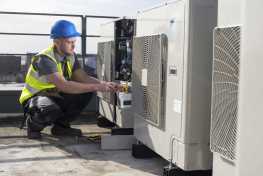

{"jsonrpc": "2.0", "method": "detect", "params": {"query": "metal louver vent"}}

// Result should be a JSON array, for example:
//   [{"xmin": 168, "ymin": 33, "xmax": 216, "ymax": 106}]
[
  {"xmin": 132, "ymin": 34, "xmax": 168, "ymax": 129},
  {"xmin": 96, "ymin": 41, "xmax": 115, "ymax": 104},
  {"xmin": 210, "ymin": 26, "xmax": 240, "ymax": 161},
  {"xmin": 97, "ymin": 42, "xmax": 105, "ymax": 82}
]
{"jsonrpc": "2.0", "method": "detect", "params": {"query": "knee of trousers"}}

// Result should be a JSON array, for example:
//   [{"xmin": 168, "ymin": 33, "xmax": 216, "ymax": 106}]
[
  {"xmin": 27, "ymin": 97, "xmax": 63, "ymax": 127},
  {"xmin": 28, "ymin": 107, "xmax": 62, "ymax": 130},
  {"xmin": 32, "ymin": 106, "xmax": 62, "ymax": 125}
]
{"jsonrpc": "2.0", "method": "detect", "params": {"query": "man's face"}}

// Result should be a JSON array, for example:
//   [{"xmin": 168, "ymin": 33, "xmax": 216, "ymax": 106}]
[{"xmin": 57, "ymin": 37, "xmax": 76, "ymax": 56}]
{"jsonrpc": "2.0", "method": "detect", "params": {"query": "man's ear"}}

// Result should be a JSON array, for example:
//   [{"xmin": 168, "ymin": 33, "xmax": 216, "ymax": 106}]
[{"xmin": 53, "ymin": 39, "xmax": 61, "ymax": 46}]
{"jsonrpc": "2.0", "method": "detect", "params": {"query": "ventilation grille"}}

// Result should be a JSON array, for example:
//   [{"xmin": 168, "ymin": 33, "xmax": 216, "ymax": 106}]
[
  {"xmin": 97, "ymin": 42, "xmax": 105, "ymax": 82},
  {"xmin": 96, "ymin": 41, "xmax": 115, "ymax": 104},
  {"xmin": 132, "ymin": 34, "xmax": 168, "ymax": 128},
  {"xmin": 210, "ymin": 26, "xmax": 240, "ymax": 161}
]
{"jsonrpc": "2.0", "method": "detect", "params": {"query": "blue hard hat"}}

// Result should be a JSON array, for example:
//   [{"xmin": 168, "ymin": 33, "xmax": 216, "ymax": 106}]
[{"xmin": 50, "ymin": 20, "xmax": 81, "ymax": 39}]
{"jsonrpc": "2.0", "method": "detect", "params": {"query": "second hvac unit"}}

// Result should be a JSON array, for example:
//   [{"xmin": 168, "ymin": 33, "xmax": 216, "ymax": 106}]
[
  {"xmin": 210, "ymin": 0, "xmax": 242, "ymax": 176},
  {"xmin": 97, "ymin": 18, "xmax": 136, "ymax": 128},
  {"xmin": 132, "ymin": 0, "xmax": 217, "ymax": 170}
]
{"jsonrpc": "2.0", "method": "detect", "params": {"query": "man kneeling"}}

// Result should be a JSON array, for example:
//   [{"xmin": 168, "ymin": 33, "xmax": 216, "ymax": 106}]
[{"xmin": 19, "ymin": 20, "xmax": 120, "ymax": 139}]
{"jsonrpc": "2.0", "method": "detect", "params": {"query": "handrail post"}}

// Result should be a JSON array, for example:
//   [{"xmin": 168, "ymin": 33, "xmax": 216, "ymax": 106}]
[{"xmin": 81, "ymin": 16, "xmax": 87, "ymax": 65}]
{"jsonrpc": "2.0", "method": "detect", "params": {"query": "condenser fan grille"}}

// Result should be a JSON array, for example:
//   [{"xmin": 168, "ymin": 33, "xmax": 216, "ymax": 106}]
[
  {"xmin": 132, "ymin": 34, "xmax": 167, "ymax": 129},
  {"xmin": 210, "ymin": 26, "xmax": 240, "ymax": 161}
]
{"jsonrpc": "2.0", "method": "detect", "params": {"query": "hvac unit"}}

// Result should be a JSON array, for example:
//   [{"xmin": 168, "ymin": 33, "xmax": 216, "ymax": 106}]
[
  {"xmin": 132, "ymin": 0, "xmax": 217, "ymax": 171},
  {"xmin": 209, "ymin": 0, "xmax": 243, "ymax": 176},
  {"xmin": 97, "ymin": 18, "xmax": 136, "ymax": 128}
]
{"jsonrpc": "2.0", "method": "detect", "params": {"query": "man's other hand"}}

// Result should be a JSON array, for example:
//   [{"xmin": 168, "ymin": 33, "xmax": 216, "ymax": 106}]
[{"xmin": 98, "ymin": 81, "xmax": 118, "ymax": 92}]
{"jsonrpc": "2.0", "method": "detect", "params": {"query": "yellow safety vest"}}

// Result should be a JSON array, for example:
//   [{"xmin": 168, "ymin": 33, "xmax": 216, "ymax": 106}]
[{"xmin": 19, "ymin": 45, "xmax": 75, "ymax": 104}]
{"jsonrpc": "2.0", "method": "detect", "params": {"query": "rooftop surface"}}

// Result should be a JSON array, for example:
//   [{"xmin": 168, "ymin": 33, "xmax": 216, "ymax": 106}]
[{"xmin": 0, "ymin": 113, "xmax": 166, "ymax": 176}]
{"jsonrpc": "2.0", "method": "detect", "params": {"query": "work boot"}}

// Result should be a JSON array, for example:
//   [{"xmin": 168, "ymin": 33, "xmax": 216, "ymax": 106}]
[
  {"xmin": 51, "ymin": 124, "xmax": 82, "ymax": 137},
  {"xmin": 27, "ymin": 129, "xmax": 42, "ymax": 139},
  {"xmin": 27, "ymin": 120, "xmax": 42, "ymax": 139}
]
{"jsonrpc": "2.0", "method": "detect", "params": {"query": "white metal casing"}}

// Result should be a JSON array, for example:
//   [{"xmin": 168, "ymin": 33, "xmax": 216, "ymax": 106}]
[
  {"xmin": 99, "ymin": 19, "xmax": 115, "ymax": 43},
  {"xmin": 237, "ymin": 1, "xmax": 263, "ymax": 175},
  {"xmin": 99, "ymin": 100, "xmax": 134, "ymax": 128},
  {"xmin": 133, "ymin": 0, "xmax": 217, "ymax": 170}
]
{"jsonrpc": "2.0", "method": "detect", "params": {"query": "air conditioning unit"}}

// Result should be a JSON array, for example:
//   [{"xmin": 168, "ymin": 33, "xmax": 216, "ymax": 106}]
[
  {"xmin": 97, "ymin": 18, "xmax": 136, "ymax": 128},
  {"xmin": 211, "ymin": 1, "xmax": 263, "ymax": 175},
  {"xmin": 209, "ymin": 0, "xmax": 243, "ymax": 176},
  {"xmin": 132, "ymin": 0, "xmax": 217, "ymax": 171}
]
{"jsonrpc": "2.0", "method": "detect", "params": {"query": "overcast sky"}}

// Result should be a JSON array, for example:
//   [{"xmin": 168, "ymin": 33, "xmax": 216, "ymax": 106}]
[{"xmin": 0, "ymin": 0, "xmax": 164, "ymax": 54}]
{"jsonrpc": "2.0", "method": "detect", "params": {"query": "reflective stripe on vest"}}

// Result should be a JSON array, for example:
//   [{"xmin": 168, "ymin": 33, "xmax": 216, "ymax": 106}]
[{"xmin": 19, "ymin": 45, "xmax": 75, "ymax": 104}]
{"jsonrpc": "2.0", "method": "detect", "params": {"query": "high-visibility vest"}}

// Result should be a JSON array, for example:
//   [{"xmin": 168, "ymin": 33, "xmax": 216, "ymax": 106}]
[{"xmin": 19, "ymin": 45, "xmax": 75, "ymax": 104}]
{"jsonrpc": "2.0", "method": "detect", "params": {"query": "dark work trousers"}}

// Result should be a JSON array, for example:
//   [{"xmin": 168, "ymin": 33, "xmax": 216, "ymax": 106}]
[{"xmin": 23, "ymin": 92, "xmax": 93, "ymax": 132}]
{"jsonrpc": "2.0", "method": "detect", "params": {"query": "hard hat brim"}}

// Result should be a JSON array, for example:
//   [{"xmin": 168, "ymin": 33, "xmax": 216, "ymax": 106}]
[{"xmin": 50, "ymin": 32, "xmax": 81, "ymax": 39}]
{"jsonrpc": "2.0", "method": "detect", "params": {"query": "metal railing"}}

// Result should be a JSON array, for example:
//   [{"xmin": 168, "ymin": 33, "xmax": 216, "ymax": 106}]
[
  {"xmin": 0, "ymin": 11, "xmax": 119, "ymax": 57},
  {"xmin": 0, "ymin": 11, "xmax": 119, "ymax": 83}
]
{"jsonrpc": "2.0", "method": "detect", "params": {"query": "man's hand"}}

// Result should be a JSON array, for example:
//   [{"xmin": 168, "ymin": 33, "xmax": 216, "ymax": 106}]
[
  {"xmin": 106, "ymin": 82, "xmax": 123, "ymax": 92},
  {"xmin": 98, "ymin": 81, "xmax": 121, "ymax": 92}
]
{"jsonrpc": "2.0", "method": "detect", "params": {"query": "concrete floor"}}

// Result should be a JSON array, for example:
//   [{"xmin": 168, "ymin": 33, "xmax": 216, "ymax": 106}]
[{"xmin": 0, "ymin": 114, "xmax": 167, "ymax": 176}]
